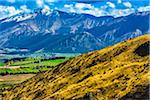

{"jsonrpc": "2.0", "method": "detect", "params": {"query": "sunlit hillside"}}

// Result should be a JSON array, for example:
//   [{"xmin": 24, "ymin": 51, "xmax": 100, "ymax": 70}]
[{"xmin": 1, "ymin": 34, "xmax": 149, "ymax": 100}]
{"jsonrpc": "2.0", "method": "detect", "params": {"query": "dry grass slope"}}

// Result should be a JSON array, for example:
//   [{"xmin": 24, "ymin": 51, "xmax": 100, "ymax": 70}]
[{"xmin": 1, "ymin": 34, "xmax": 150, "ymax": 100}]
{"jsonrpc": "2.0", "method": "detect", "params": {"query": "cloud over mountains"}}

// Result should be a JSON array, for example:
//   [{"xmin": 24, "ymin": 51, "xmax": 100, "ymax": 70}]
[{"xmin": 0, "ymin": 0, "xmax": 149, "ymax": 19}]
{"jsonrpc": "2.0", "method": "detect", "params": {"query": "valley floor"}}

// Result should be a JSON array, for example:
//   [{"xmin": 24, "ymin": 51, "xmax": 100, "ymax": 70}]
[{"xmin": 0, "ymin": 57, "xmax": 70, "ymax": 89}]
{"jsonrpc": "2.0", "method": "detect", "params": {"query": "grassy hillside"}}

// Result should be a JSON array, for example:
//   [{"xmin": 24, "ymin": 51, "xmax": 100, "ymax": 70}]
[{"xmin": 1, "ymin": 34, "xmax": 149, "ymax": 99}]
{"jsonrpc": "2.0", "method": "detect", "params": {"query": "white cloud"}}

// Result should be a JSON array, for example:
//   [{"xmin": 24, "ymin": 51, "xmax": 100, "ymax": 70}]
[
  {"xmin": 63, "ymin": 3, "xmax": 137, "ymax": 18},
  {"xmin": 106, "ymin": 2, "xmax": 115, "ymax": 8},
  {"xmin": 63, "ymin": 4, "xmax": 107, "ymax": 17},
  {"xmin": 45, "ymin": 0, "xmax": 55, "ymax": 2},
  {"xmin": 0, "ymin": 6, "xmax": 22, "ymax": 20},
  {"xmin": 64, "ymin": 4, "xmax": 73, "ymax": 8},
  {"xmin": 0, "ymin": 5, "xmax": 32, "ymax": 20},
  {"xmin": 20, "ymin": 5, "xmax": 31, "ymax": 13},
  {"xmin": 62, "ymin": 3, "xmax": 150, "ymax": 18},
  {"xmin": 42, "ymin": 5, "xmax": 51, "ymax": 14},
  {"xmin": 36, "ymin": 0, "xmax": 44, "ymax": 7},
  {"xmin": 44, "ymin": 5, "xmax": 50, "ymax": 10},
  {"xmin": 75, "ymin": 3, "xmax": 93, "ymax": 9},
  {"xmin": 1, "ymin": 1, "xmax": 149, "ymax": 20},
  {"xmin": 110, "ymin": 8, "xmax": 135, "ymax": 17},
  {"xmin": 123, "ymin": 2, "xmax": 132, "ymax": 8},
  {"xmin": 117, "ymin": 0, "xmax": 122, "ymax": 4},
  {"xmin": 7, "ymin": 0, "xmax": 15, "ymax": 3},
  {"xmin": 78, "ymin": 8, "xmax": 106, "ymax": 17},
  {"xmin": 138, "ymin": 6, "xmax": 150, "ymax": 12}
]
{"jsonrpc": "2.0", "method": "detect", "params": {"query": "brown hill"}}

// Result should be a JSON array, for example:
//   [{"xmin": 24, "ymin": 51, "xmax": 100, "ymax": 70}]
[{"xmin": 1, "ymin": 34, "xmax": 150, "ymax": 100}]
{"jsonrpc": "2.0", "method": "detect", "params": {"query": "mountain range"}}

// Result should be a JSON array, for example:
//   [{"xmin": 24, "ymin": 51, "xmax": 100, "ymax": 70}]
[
  {"xmin": 0, "ymin": 10, "xmax": 149, "ymax": 53},
  {"xmin": 2, "ymin": 34, "xmax": 149, "ymax": 99}
]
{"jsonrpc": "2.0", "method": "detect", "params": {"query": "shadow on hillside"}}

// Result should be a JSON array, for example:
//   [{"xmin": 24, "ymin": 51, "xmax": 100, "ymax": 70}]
[
  {"xmin": 134, "ymin": 41, "xmax": 149, "ymax": 57},
  {"xmin": 120, "ymin": 85, "xmax": 149, "ymax": 100}
]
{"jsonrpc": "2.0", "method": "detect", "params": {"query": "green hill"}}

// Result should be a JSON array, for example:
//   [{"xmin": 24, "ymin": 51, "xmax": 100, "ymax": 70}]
[{"xmin": 1, "ymin": 34, "xmax": 149, "ymax": 100}]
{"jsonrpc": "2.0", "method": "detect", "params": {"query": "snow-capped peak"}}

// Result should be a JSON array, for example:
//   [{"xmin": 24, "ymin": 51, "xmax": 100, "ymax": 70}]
[{"xmin": 1, "ymin": 13, "xmax": 37, "ymax": 23}]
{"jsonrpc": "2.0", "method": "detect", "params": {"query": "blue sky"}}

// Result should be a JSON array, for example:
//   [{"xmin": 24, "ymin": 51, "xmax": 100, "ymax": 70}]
[{"xmin": 0, "ymin": 0, "xmax": 149, "ymax": 19}]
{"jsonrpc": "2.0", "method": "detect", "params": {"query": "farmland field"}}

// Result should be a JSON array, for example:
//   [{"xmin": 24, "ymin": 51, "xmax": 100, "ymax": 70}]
[
  {"xmin": 10, "ymin": 58, "xmax": 69, "ymax": 67},
  {"xmin": 0, "ymin": 62, "xmax": 4, "ymax": 67},
  {"xmin": 0, "ymin": 56, "xmax": 72, "ymax": 90},
  {"xmin": 0, "ymin": 51, "xmax": 79, "ymax": 90},
  {"xmin": 0, "ymin": 57, "xmax": 69, "ymax": 75}
]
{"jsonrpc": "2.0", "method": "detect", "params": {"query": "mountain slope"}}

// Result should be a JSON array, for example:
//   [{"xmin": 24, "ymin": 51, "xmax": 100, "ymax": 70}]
[
  {"xmin": 0, "ymin": 11, "xmax": 149, "ymax": 53},
  {"xmin": 1, "ymin": 34, "xmax": 149, "ymax": 99}
]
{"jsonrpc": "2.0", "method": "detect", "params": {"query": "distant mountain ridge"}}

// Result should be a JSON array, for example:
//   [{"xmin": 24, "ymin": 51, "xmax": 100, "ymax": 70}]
[{"xmin": 0, "ymin": 10, "xmax": 149, "ymax": 53}]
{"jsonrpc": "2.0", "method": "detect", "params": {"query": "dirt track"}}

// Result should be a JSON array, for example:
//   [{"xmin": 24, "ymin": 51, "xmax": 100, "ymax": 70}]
[{"xmin": 0, "ymin": 66, "xmax": 21, "ymax": 69}]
